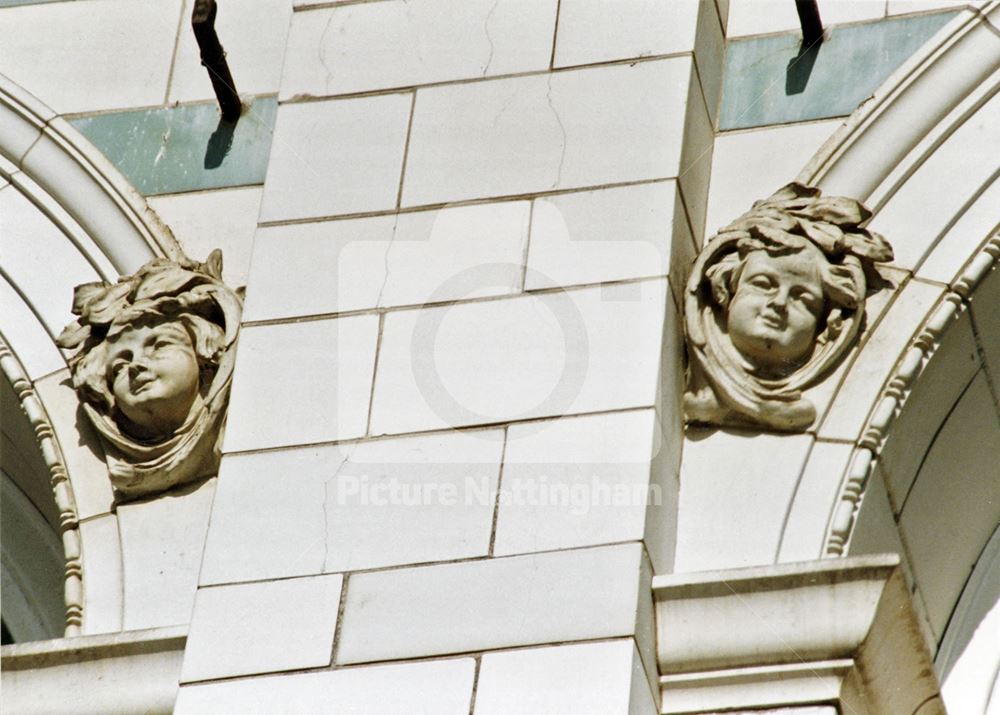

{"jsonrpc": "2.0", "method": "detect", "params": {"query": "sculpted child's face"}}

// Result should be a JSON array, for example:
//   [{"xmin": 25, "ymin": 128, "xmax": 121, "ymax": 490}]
[
  {"xmin": 106, "ymin": 322, "xmax": 202, "ymax": 439},
  {"xmin": 726, "ymin": 247, "xmax": 825, "ymax": 370}
]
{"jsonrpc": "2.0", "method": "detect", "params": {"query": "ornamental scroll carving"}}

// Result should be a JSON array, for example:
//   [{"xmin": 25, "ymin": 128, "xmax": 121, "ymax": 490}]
[
  {"xmin": 684, "ymin": 183, "xmax": 893, "ymax": 431},
  {"xmin": 57, "ymin": 250, "xmax": 242, "ymax": 501}
]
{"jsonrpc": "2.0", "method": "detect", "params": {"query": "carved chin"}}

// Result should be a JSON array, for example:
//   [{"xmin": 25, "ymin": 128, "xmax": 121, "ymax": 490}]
[{"xmin": 730, "ymin": 331, "xmax": 813, "ymax": 372}]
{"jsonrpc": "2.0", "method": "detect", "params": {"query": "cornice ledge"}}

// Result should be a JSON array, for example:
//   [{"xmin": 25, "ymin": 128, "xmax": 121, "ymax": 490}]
[
  {"xmin": 652, "ymin": 555, "xmax": 943, "ymax": 715},
  {"xmin": 0, "ymin": 625, "xmax": 187, "ymax": 715}
]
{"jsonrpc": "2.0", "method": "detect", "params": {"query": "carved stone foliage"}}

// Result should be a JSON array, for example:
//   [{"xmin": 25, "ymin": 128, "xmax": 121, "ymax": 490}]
[
  {"xmin": 57, "ymin": 250, "xmax": 242, "ymax": 501},
  {"xmin": 684, "ymin": 183, "xmax": 893, "ymax": 431}
]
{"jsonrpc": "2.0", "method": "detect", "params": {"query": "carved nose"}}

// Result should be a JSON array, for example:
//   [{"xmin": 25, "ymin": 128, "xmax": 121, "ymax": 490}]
[{"xmin": 128, "ymin": 358, "xmax": 150, "ymax": 378}]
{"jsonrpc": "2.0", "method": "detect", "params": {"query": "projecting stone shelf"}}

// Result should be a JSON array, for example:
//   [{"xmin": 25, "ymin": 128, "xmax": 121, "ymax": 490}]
[{"xmin": 652, "ymin": 554, "xmax": 944, "ymax": 715}]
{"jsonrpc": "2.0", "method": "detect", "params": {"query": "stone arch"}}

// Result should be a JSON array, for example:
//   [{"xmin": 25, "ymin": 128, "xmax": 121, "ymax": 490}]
[
  {"xmin": 0, "ymin": 74, "xmax": 182, "ymax": 638},
  {"xmin": 769, "ymin": 1, "xmax": 1000, "ymax": 700}
]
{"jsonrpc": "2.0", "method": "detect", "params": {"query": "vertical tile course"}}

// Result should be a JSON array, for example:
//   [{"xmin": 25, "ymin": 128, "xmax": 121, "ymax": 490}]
[
  {"xmin": 118, "ymin": 479, "xmax": 216, "ymax": 630},
  {"xmin": 675, "ymin": 429, "xmax": 814, "ymax": 572},
  {"xmin": 259, "ymin": 94, "xmax": 412, "ymax": 222},
  {"xmin": 369, "ymin": 280, "xmax": 668, "ymax": 435},
  {"xmin": 336, "ymin": 542, "xmax": 646, "ymax": 663},
  {"xmin": 553, "ymin": 0, "xmax": 700, "ymax": 67},
  {"xmin": 175, "ymin": 658, "xmax": 476, "ymax": 714},
  {"xmin": 474, "ymin": 639, "xmax": 645, "ymax": 715},
  {"xmin": 280, "ymin": 0, "xmax": 557, "ymax": 99},
  {"xmin": 493, "ymin": 410, "xmax": 659, "ymax": 556},
  {"xmin": 525, "ymin": 182, "xmax": 684, "ymax": 291},
  {"xmin": 244, "ymin": 201, "xmax": 529, "ymax": 321},
  {"xmin": 200, "ymin": 430, "xmax": 503, "ymax": 584},
  {"xmin": 401, "ymin": 58, "xmax": 693, "ymax": 207},
  {"xmin": 224, "ymin": 315, "xmax": 379, "ymax": 452},
  {"xmin": 148, "ymin": 187, "xmax": 262, "ymax": 287},
  {"xmin": 180, "ymin": 573, "xmax": 344, "ymax": 682},
  {"xmin": 0, "ymin": 0, "xmax": 181, "ymax": 114}
]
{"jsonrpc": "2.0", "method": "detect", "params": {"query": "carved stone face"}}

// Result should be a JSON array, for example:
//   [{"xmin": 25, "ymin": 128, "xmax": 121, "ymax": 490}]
[
  {"xmin": 107, "ymin": 322, "xmax": 202, "ymax": 440},
  {"xmin": 726, "ymin": 246, "xmax": 825, "ymax": 370}
]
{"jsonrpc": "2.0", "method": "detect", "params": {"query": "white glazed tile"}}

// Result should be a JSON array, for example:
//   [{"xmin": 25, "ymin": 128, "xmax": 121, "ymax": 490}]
[
  {"xmin": 401, "ymin": 58, "xmax": 692, "ymax": 207},
  {"xmin": 118, "ymin": 479, "xmax": 216, "ymax": 630},
  {"xmin": 169, "ymin": 0, "xmax": 293, "ymax": 104},
  {"xmin": 916, "ymin": 176, "xmax": 1000, "ymax": 285},
  {"xmin": 970, "ymin": 263, "xmax": 999, "ymax": 387},
  {"xmin": 78, "ymin": 515, "xmax": 123, "ymax": 635},
  {"xmin": 493, "ymin": 410, "xmax": 658, "ymax": 556},
  {"xmin": 280, "ymin": 0, "xmax": 556, "ymax": 99},
  {"xmin": 0, "ymin": 0, "xmax": 181, "ymax": 114},
  {"xmin": 0, "ymin": 277, "xmax": 65, "ymax": 382},
  {"xmin": 847, "ymin": 465, "xmax": 908, "ymax": 562},
  {"xmin": 369, "ymin": 280, "xmax": 668, "ymax": 435},
  {"xmin": 336, "ymin": 542, "xmax": 645, "ymax": 663},
  {"xmin": 777, "ymin": 440, "xmax": 854, "ymax": 563},
  {"xmin": 553, "ymin": 0, "xmax": 700, "ymax": 67},
  {"xmin": 224, "ymin": 315, "xmax": 379, "ymax": 452},
  {"xmin": 258, "ymin": 94, "xmax": 412, "ymax": 222},
  {"xmin": 900, "ymin": 372, "xmax": 1000, "ymax": 636},
  {"xmin": 0, "ymin": 187, "xmax": 102, "ymax": 337},
  {"xmin": 818, "ymin": 279, "xmax": 944, "ymax": 442},
  {"xmin": 474, "ymin": 639, "xmax": 641, "ymax": 715},
  {"xmin": 201, "ymin": 430, "xmax": 503, "ymax": 584},
  {"xmin": 696, "ymin": 0, "xmax": 727, "ymax": 120},
  {"xmin": 706, "ymin": 121, "xmax": 842, "ymax": 241},
  {"xmin": 879, "ymin": 310, "xmax": 980, "ymax": 508},
  {"xmin": 27, "ymin": 404, "xmax": 89, "ymax": 530},
  {"xmin": 32, "ymin": 372, "xmax": 115, "ymax": 520},
  {"xmin": 677, "ymin": 63, "xmax": 715, "ymax": 242},
  {"xmin": 887, "ymin": 0, "xmax": 983, "ymax": 15},
  {"xmin": 181, "ymin": 573, "xmax": 343, "ymax": 682},
  {"xmin": 727, "ymin": 0, "xmax": 885, "ymax": 38},
  {"xmin": 244, "ymin": 202, "xmax": 529, "ymax": 321},
  {"xmin": 147, "ymin": 188, "xmax": 262, "ymax": 288},
  {"xmin": 525, "ymin": 181, "xmax": 688, "ymax": 293},
  {"xmin": 675, "ymin": 429, "xmax": 814, "ymax": 572},
  {"xmin": 175, "ymin": 658, "xmax": 475, "ymax": 715},
  {"xmin": 869, "ymin": 91, "xmax": 1000, "ymax": 271}
]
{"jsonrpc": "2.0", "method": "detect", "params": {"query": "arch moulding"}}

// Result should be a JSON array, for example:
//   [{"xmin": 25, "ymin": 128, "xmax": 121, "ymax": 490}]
[{"xmin": 781, "ymin": 1, "xmax": 1000, "ymax": 558}]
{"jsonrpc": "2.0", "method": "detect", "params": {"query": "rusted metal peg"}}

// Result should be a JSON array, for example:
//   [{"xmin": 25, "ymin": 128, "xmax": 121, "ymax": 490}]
[{"xmin": 192, "ymin": 0, "xmax": 243, "ymax": 123}]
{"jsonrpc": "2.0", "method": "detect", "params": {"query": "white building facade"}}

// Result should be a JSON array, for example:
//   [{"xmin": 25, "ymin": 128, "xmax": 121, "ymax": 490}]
[{"xmin": 1, "ymin": 0, "xmax": 998, "ymax": 713}]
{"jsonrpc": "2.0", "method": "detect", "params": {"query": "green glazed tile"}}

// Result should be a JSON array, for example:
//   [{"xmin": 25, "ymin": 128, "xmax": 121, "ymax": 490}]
[
  {"xmin": 70, "ymin": 97, "xmax": 277, "ymax": 196},
  {"xmin": 720, "ymin": 12, "xmax": 957, "ymax": 130}
]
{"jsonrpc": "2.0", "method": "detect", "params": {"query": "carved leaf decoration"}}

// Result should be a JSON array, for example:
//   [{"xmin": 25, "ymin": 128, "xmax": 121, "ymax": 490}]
[
  {"xmin": 203, "ymin": 249, "xmax": 224, "ymax": 281},
  {"xmin": 842, "ymin": 229, "xmax": 893, "ymax": 262},
  {"xmin": 80, "ymin": 281, "xmax": 135, "ymax": 325},
  {"xmin": 70, "ymin": 282, "xmax": 110, "ymax": 316},
  {"xmin": 55, "ymin": 321, "xmax": 91, "ymax": 350},
  {"xmin": 133, "ymin": 266, "xmax": 202, "ymax": 302},
  {"xmin": 796, "ymin": 219, "xmax": 844, "ymax": 253}
]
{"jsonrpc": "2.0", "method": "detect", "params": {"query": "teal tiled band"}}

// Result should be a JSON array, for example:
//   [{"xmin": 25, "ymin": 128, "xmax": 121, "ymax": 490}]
[
  {"xmin": 720, "ymin": 12, "xmax": 957, "ymax": 131},
  {"xmin": 71, "ymin": 97, "xmax": 277, "ymax": 196}
]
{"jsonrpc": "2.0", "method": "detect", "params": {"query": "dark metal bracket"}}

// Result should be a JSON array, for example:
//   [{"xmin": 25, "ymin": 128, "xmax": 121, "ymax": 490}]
[
  {"xmin": 192, "ymin": 0, "xmax": 242, "ymax": 123},
  {"xmin": 794, "ymin": 0, "xmax": 825, "ymax": 46}
]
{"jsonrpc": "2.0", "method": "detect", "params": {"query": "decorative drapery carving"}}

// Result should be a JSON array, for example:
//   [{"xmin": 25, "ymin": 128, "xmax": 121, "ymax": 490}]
[
  {"xmin": 684, "ymin": 183, "xmax": 893, "ymax": 431},
  {"xmin": 57, "ymin": 250, "xmax": 242, "ymax": 500}
]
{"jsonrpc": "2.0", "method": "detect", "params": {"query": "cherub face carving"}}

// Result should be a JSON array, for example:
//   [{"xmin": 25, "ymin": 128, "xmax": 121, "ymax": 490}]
[
  {"xmin": 683, "ymin": 183, "xmax": 894, "ymax": 431},
  {"xmin": 107, "ymin": 321, "xmax": 204, "ymax": 441},
  {"xmin": 727, "ymin": 245, "xmax": 825, "ymax": 371},
  {"xmin": 58, "ymin": 250, "xmax": 242, "ymax": 500}
]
